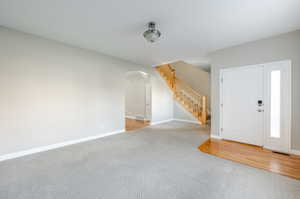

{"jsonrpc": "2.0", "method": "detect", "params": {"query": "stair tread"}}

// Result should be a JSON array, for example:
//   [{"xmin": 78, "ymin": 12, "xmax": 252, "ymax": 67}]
[{"xmin": 157, "ymin": 66, "xmax": 209, "ymax": 125}]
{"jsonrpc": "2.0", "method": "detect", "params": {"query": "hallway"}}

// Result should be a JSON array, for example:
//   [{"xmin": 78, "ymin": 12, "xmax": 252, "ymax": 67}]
[{"xmin": 125, "ymin": 118, "xmax": 150, "ymax": 131}]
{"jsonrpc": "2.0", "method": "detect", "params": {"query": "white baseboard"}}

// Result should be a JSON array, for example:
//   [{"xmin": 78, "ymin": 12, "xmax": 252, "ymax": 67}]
[
  {"xmin": 173, "ymin": 119, "xmax": 200, "ymax": 124},
  {"xmin": 209, "ymin": 135, "xmax": 300, "ymax": 155},
  {"xmin": 150, "ymin": 119, "xmax": 173, "ymax": 126},
  {"xmin": 211, "ymin": 134, "xmax": 222, "ymax": 139},
  {"xmin": 151, "ymin": 118, "xmax": 203, "ymax": 126},
  {"xmin": 290, "ymin": 149, "xmax": 300, "ymax": 156},
  {"xmin": 125, "ymin": 115, "xmax": 136, "ymax": 120},
  {"xmin": 0, "ymin": 129, "xmax": 125, "ymax": 162},
  {"xmin": 126, "ymin": 115, "xmax": 148, "ymax": 121},
  {"xmin": 0, "ymin": 118, "xmax": 196, "ymax": 162}
]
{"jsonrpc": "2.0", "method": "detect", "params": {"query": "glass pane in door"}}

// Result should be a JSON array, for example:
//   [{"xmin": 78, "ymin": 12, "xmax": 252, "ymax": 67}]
[{"xmin": 270, "ymin": 70, "xmax": 281, "ymax": 138}]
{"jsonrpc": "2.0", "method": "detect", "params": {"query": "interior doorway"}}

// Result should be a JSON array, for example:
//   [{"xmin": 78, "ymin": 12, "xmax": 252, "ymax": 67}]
[
  {"xmin": 125, "ymin": 71, "xmax": 151, "ymax": 131},
  {"xmin": 220, "ymin": 60, "xmax": 291, "ymax": 153}
]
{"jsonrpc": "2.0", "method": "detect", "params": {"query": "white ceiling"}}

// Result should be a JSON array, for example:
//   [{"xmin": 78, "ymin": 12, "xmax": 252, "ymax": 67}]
[{"xmin": 0, "ymin": 0, "xmax": 300, "ymax": 66}]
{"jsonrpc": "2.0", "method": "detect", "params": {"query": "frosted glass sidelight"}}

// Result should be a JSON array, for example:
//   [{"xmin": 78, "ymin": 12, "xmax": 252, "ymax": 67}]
[{"xmin": 270, "ymin": 70, "xmax": 281, "ymax": 138}]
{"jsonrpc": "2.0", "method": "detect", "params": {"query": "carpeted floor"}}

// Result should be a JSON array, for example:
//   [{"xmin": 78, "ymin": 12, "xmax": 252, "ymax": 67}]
[{"xmin": 0, "ymin": 121, "xmax": 299, "ymax": 199}]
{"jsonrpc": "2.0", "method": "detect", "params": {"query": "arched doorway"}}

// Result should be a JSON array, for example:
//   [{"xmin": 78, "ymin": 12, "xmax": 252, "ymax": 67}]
[{"xmin": 125, "ymin": 71, "xmax": 151, "ymax": 131}]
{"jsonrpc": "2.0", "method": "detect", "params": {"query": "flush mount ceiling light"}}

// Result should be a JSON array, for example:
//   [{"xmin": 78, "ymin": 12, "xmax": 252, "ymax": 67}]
[{"xmin": 143, "ymin": 22, "xmax": 161, "ymax": 43}]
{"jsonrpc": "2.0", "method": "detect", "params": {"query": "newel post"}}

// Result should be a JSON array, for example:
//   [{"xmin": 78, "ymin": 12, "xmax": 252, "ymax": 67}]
[
  {"xmin": 201, "ymin": 96, "xmax": 207, "ymax": 125},
  {"xmin": 171, "ymin": 69, "xmax": 176, "ymax": 90}
]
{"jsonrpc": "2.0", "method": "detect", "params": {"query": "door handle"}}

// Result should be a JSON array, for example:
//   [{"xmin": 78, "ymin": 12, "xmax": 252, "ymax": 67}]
[{"xmin": 257, "ymin": 100, "xmax": 264, "ymax": 106}]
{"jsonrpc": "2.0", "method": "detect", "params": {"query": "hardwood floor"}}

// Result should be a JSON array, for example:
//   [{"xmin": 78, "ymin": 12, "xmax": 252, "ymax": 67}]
[
  {"xmin": 199, "ymin": 138, "xmax": 300, "ymax": 180},
  {"xmin": 125, "ymin": 118, "xmax": 150, "ymax": 131}
]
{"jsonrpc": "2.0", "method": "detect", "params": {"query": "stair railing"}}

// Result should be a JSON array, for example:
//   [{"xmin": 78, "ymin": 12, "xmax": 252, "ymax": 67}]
[
  {"xmin": 156, "ymin": 64, "xmax": 208, "ymax": 125},
  {"xmin": 156, "ymin": 64, "xmax": 176, "ymax": 90}
]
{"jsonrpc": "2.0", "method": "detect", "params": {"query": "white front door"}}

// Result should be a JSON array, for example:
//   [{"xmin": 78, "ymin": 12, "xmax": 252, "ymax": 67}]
[
  {"xmin": 221, "ymin": 65, "xmax": 264, "ymax": 146},
  {"xmin": 220, "ymin": 60, "xmax": 291, "ymax": 153},
  {"xmin": 263, "ymin": 61, "xmax": 291, "ymax": 153}
]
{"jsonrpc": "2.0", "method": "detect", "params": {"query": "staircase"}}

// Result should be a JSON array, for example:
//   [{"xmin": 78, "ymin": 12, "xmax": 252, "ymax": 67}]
[{"xmin": 156, "ymin": 64, "xmax": 210, "ymax": 125}]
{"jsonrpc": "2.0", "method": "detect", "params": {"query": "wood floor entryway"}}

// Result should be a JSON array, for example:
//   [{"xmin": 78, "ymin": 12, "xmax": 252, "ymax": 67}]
[
  {"xmin": 125, "ymin": 118, "xmax": 150, "ymax": 131},
  {"xmin": 199, "ymin": 138, "xmax": 300, "ymax": 180}
]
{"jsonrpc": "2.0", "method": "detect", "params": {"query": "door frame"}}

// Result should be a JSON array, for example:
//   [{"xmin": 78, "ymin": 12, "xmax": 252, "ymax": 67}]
[
  {"xmin": 219, "ymin": 60, "xmax": 292, "ymax": 153},
  {"xmin": 263, "ymin": 60, "xmax": 292, "ymax": 153},
  {"xmin": 144, "ymin": 74, "xmax": 152, "ymax": 122},
  {"xmin": 125, "ymin": 71, "xmax": 152, "ymax": 122}
]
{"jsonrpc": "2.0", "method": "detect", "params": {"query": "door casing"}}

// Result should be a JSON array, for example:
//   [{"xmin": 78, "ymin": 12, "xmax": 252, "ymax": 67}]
[{"xmin": 219, "ymin": 60, "xmax": 292, "ymax": 153}]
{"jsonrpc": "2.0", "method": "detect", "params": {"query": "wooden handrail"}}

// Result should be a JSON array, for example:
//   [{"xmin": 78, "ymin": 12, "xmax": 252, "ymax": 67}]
[
  {"xmin": 156, "ymin": 64, "xmax": 209, "ymax": 125},
  {"xmin": 175, "ymin": 78, "xmax": 203, "ymax": 99}
]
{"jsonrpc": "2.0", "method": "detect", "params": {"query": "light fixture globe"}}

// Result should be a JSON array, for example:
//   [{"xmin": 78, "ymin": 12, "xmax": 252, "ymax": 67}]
[{"xmin": 143, "ymin": 22, "xmax": 161, "ymax": 43}]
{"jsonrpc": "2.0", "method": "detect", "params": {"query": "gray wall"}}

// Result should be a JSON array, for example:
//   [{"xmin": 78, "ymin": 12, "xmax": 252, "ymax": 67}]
[
  {"xmin": 0, "ymin": 27, "xmax": 173, "ymax": 156},
  {"xmin": 173, "ymin": 101, "xmax": 198, "ymax": 122},
  {"xmin": 209, "ymin": 30, "xmax": 300, "ymax": 150},
  {"xmin": 171, "ymin": 61, "xmax": 211, "ymax": 122},
  {"xmin": 171, "ymin": 61, "xmax": 210, "ymax": 99}
]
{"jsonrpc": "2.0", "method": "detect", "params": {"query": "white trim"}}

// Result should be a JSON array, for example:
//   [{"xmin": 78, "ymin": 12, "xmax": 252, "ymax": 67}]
[
  {"xmin": 150, "ymin": 119, "xmax": 173, "ymax": 126},
  {"xmin": 263, "ymin": 60, "xmax": 292, "ymax": 153},
  {"xmin": 151, "ymin": 60, "xmax": 180, "ymax": 67},
  {"xmin": 211, "ymin": 134, "xmax": 222, "ymax": 139},
  {"xmin": 0, "ymin": 118, "xmax": 200, "ymax": 162},
  {"xmin": 219, "ymin": 60, "xmax": 292, "ymax": 152},
  {"xmin": 219, "ymin": 69, "xmax": 224, "ymax": 138},
  {"xmin": 0, "ymin": 129, "xmax": 125, "ymax": 162},
  {"xmin": 151, "ymin": 118, "xmax": 201, "ymax": 126},
  {"xmin": 173, "ymin": 119, "xmax": 200, "ymax": 124},
  {"xmin": 290, "ymin": 149, "xmax": 300, "ymax": 156},
  {"xmin": 125, "ymin": 115, "xmax": 147, "ymax": 121},
  {"xmin": 125, "ymin": 115, "xmax": 136, "ymax": 120},
  {"xmin": 287, "ymin": 61, "xmax": 292, "ymax": 153}
]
